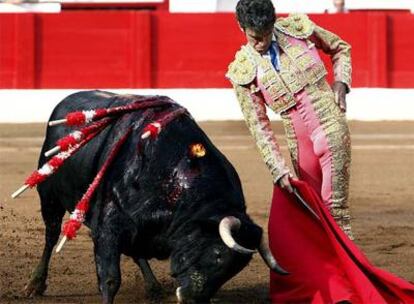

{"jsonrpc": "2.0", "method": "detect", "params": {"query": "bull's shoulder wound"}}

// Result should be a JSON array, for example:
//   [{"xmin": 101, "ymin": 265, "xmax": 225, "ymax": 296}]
[
  {"xmin": 226, "ymin": 47, "xmax": 257, "ymax": 86},
  {"xmin": 275, "ymin": 13, "xmax": 315, "ymax": 39}
]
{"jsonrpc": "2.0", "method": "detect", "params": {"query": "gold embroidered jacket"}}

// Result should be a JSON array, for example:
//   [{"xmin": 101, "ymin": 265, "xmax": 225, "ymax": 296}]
[{"xmin": 227, "ymin": 14, "xmax": 352, "ymax": 183}]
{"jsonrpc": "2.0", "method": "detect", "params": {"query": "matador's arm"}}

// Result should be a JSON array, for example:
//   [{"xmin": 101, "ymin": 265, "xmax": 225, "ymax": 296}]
[
  {"xmin": 309, "ymin": 25, "xmax": 352, "ymax": 92},
  {"xmin": 232, "ymin": 84, "xmax": 290, "ymax": 184}
]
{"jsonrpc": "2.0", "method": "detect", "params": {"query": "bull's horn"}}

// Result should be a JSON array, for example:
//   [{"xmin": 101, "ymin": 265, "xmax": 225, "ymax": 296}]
[
  {"xmin": 219, "ymin": 216, "xmax": 256, "ymax": 254},
  {"xmin": 258, "ymin": 236, "xmax": 289, "ymax": 275}
]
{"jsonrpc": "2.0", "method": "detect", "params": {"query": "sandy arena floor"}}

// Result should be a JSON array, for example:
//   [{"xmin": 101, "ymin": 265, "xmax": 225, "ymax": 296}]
[{"xmin": 0, "ymin": 121, "xmax": 413, "ymax": 303}]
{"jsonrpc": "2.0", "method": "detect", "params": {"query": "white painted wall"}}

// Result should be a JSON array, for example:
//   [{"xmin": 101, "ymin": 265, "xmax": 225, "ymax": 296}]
[
  {"xmin": 170, "ymin": 0, "xmax": 414, "ymax": 13},
  {"xmin": 170, "ymin": 0, "xmax": 218, "ymax": 12},
  {"xmin": 271, "ymin": 0, "xmax": 331, "ymax": 14},
  {"xmin": 346, "ymin": 0, "xmax": 414, "ymax": 11},
  {"xmin": 2, "ymin": 0, "xmax": 412, "ymax": 14},
  {"xmin": 0, "ymin": 88, "xmax": 413, "ymax": 122},
  {"xmin": 0, "ymin": 2, "xmax": 61, "ymax": 13}
]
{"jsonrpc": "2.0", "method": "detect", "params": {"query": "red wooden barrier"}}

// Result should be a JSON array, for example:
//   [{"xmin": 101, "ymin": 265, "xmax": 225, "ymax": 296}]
[
  {"xmin": 388, "ymin": 12, "xmax": 414, "ymax": 87},
  {"xmin": 35, "ymin": 11, "xmax": 152, "ymax": 88},
  {"xmin": 0, "ymin": 11, "xmax": 413, "ymax": 89},
  {"xmin": 0, "ymin": 14, "xmax": 35, "ymax": 88},
  {"xmin": 151, "ymin": 12, "xmax": 243, "ymax": 88}
]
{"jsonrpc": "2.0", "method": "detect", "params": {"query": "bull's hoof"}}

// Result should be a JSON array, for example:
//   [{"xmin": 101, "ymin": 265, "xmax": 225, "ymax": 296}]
[{"xmin": 23, "ymin": 277, "xmax": 47, "ymax": 297}]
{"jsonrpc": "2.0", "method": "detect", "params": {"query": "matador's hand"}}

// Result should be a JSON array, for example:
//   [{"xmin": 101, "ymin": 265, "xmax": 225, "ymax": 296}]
[
  {"xmin": 277, "ymin": 173, "xmax": 294, "ymax": 193},
  {"xmin": 332, "ymin": 81, "xmax": 347, "ymax": 112}
]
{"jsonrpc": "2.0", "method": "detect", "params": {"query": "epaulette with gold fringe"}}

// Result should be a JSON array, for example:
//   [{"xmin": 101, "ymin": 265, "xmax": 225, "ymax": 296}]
[
  {"xmin": 275, "ymin": 13, "xmax": 315, "ymax": 39},
  {"xmin": 226, "ymin": 46, "xmax": 257, "ymax": 86}
]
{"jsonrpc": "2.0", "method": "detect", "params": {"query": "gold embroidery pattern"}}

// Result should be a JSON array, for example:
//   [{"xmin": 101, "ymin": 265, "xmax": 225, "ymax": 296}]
[
  {"xmin": 305, "ymin": 63, "xmax": 328, "ymax": 85},
  {"xmin": 305, "ymin": 83, "xmax": 353, "ymax": 239},
  {"xmin": 242, "ymin": 33, "xmax": 330, "ymax": 114},
  {"xmin": 279, "ymin": 69, "xmax": 306, "ymax": 94},
  {"xmin": 234, "ymin": 85, "xmax": 290, "ymax": 183},
  {"xmin": 226, "ymin": 48, "xmax": 257, "ymax": 86},
  {"xmin": 277, "ymin": 33, "xmax": 328, "ymax": 88},
  {"xmin": 251, "ymin": 49, "xmax": 298, "ymax": 113},
  {"xmin": 275, "ymin": 14, "xmax": 315, "ymax": 39},
  {"xmin": 286, "ymin": 45, "xmax": 307, "ymax": 59},
  {"xmin": 295, "ymin": 53, "xmax": 314, "ymax": 69},
  {"xmin": 310, "ymin": 25, "xmax": 352, "ymax": 89},
  {"xmin": 280, "ymin": 112, "xmax": 299, "ymax": 175}
]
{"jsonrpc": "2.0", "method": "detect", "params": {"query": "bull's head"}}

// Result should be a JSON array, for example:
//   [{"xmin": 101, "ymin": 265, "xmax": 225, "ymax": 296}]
[{"xmin": 170, "ymin": 215, "xmax": 287, "ymax": 303}]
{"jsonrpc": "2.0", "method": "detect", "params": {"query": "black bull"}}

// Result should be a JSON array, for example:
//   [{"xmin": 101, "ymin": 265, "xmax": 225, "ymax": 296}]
[{"xmin": 24, "ymin": 90, "xmax": 287, "ymax": 303}]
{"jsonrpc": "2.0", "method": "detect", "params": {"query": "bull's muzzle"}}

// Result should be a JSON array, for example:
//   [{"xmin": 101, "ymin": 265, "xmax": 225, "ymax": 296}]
[{"xmin": 176, "ymin": 286, "xmax": 209, "ymax": 304}]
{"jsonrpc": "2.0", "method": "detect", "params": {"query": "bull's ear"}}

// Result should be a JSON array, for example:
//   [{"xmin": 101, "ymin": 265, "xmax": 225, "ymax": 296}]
[{"xmin": 194, "ymin": 215, "xmax": 222, "ymax": 233}]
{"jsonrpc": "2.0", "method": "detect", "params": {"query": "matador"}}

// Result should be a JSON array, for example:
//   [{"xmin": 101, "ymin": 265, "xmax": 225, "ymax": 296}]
[{"xmin": 227, "ymin": 13, "xmax": 353, "ymax": 239}]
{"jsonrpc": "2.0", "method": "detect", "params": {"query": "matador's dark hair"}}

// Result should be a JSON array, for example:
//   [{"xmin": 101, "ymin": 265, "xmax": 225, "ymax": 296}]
[{"xmin": 236, "ymin": 0, "xmax": 276, "ymax": 33}]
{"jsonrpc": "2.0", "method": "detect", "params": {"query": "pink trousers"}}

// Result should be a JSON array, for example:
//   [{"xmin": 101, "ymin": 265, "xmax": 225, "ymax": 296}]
[{"xmin": 281, "ymin": 85, "xmax": 352, "ymax": 237}]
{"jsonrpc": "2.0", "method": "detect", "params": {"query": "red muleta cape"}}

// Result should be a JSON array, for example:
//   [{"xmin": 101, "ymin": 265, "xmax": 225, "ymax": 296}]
[{"xmin": 269, "ymin": 179, "xmax": 414, "ymax": 303}]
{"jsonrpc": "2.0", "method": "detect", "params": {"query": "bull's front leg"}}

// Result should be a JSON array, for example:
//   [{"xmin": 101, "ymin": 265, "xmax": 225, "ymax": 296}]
[
  {"xmin": 24, "ymin": 195, "xmax": 65, "ymax": 297},
  {"xmin": 134, "ymin": 258, "xmax": 163, "ymax": 299},
  {"xmin": 92, "ymin": 203, "xmax": 123, "ymax": 304}
]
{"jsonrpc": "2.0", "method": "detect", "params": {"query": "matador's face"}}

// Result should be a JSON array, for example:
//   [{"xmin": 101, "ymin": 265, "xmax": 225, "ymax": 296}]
[{"xmin": 243, "ymin": 27, "xmax": 274, "ymax": 55}]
